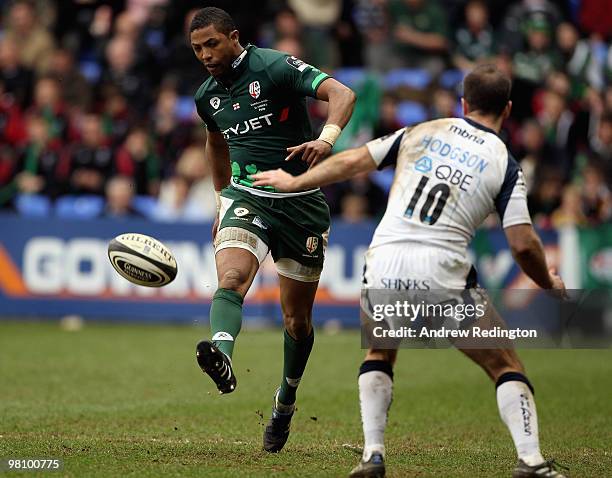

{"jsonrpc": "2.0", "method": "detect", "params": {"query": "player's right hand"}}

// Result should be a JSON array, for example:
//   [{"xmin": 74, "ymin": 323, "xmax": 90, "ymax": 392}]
[
  {"xmin": 252, "ymin": 169, "xmax": 298, "ymax": 192},
  {"xmin": 547, "ymin": 267, "xmax": 568, "ymax": 300}
]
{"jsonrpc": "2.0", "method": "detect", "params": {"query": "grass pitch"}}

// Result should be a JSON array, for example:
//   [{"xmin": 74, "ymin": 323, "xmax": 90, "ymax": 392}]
[{"xmin": 0, "ymin": 321, "xmax": 611, "ymax": 477}]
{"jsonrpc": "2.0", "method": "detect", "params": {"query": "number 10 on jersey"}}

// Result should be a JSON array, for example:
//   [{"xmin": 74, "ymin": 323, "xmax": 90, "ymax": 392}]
[{"xmin": 404, "ymin": 175, "xmax": 450, "ymax": 225}]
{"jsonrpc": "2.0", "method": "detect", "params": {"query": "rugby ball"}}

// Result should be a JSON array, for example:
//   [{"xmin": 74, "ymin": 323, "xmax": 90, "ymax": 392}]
[{"xmin": 108, "ymin": 233, "xmax": 177, "ymax": 287}]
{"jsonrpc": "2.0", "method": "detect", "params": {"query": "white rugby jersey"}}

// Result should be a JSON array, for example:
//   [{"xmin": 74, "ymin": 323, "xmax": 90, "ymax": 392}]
[{"xmin": 365, "ymin": 117, "xmax": 531, "ymax": 255}]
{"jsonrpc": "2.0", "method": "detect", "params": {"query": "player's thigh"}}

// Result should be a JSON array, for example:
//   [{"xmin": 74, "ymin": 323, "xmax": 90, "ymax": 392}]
[
  {"xmin": 272, "ymin": 192, "xmax": 330, "ymax": 283},
  {"xmin": 215, "ymin": 188, "xmax": 271, "ymax": 295},
  {"xmin": 455, "ymin": 304, "xmax": 525, "ymax": 381}
]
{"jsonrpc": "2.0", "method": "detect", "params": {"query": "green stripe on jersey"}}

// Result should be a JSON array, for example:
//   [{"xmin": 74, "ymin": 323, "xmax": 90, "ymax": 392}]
[{"xmin": 312, "ymin": 73, "xmax": 328, "ymax": 91}]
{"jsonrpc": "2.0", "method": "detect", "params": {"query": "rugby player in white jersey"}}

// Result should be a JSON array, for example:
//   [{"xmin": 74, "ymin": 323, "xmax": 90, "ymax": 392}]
[{"xmin": 252, "ymin": 65, "xmax": 568, "ymax": 478}]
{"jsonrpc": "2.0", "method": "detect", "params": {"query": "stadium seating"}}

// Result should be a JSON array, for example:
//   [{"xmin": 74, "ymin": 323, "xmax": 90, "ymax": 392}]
[
  {"xmin": 55, "ymin": 195, "xmax": 104, "ymax": 219},
  {"xmin": 132, "ymin": 195, "xmax": 158, "ymax": 219},
  {"xmin": 332, "ymin": 68, "xmax": 369, "ymax": 88},
  {"xmin": 383, "ymin": 68, "xmax": 431, "ymax": 90},
  {"xmin": 176, "ymin": 96, "xmax": 197, "ymax": 121},
  {"xmin": 15, "ymin": 194, "xmax": 52, "ymax": 217},
  {"xmin": 396, "ymin": 100, "xmax": 428, "ymax": 126},
  {"xmin": 439, "ymin": 69, "xmax": 465, "ymax": 90}
]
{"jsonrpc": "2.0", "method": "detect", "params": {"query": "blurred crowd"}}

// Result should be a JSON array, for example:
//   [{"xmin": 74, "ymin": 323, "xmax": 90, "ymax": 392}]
[{"xmin": 0, "ymin": 0, "xmax": 610, "ymax": 228}]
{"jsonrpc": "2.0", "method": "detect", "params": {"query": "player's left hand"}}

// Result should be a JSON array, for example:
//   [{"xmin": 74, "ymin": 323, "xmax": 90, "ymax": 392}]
[
  {"xmin": 285, "ymin": 139, "xmax": 331, "ymax": 167},
  {"xmin": 251, "ymin": 169, "xmax": 298, "ymax": 192}
]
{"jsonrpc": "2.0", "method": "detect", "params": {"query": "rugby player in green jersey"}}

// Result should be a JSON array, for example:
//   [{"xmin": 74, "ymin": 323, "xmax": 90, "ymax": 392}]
[{"xmin": 190, "ymin": 7, "xmax": 356, "ymax": 452}]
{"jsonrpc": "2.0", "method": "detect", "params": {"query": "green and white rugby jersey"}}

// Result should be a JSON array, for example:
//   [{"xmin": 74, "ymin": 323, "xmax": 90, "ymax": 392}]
[{"xmin": 194, "ymin": 44, "xmax": 330, "ymax": 197}]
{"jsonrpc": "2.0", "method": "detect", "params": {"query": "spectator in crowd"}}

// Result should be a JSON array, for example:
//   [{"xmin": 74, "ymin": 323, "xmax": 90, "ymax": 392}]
[
  {"xmin": 30, "ymin": 75, "xmax": 75, "ymax": 143},
  {"xmin": 512, "ymin": 13, "xmax": 561, "ymax": 86},
  {"xmin": 151, "ymin": 83, "xmax": 193, "ymax": 176},
  {"xmin": 580, "ymin": 163, "xmax": 611, "ymax": 224},
  {"xmin": 335, "ymin": 171, "xmax": 387, "ymax": 219},
  {"xmin": 578, "ymin": 0, "xmax": 612, "ymax": 39},
  {"xmin": 274, "ymin": 37, "xmax": 304, "ymax": 58},
  {"xmin": 261, "ymin": 7, "xmax": 302, "ymax": 48},
  {"xmin": 67, "ymin": 113, "xmax": 113, "ymax": 196},
  {"xmin": 500, "ymin": 0, "xmax": 563, "ymax": 54},
  {"xmin": 389, "ymin": 0, "xmax": 449, "ymax": 74},
  {"xmin": 100, "ymin": 85, "xmax": 133, "ymax": 146},
  {"xmin": 536, "ymin": 89, "xmax": 575, "ymax": 171},
  {"xmin": 288, "ymin": 0, "xmax": 342, "ymax": 67},
  {"xmin": 48, "ymin": 48, "xmax": 93, "ymax": 112},
  {"xmin": 528, "ymin": 167, "xmax": 564, "ymax": 225},
  {"xmin": 557, "ymin": 22, "xmax": 604, "ymax": 98},
  {"xmin": 0, "ymin": 145, "xmax": 18, "ymax": 209},
  {"xmin": 15, "ymin": 114, "xmax": 69, "ymax": 199},
  {"xmin": 3, "ymin": 0, "xmax": 56, "ymax": 74},
  {"xmin": 453, "ymin": 0, "xmax": 496, "ymax": 72},
  {"xmin": 103, "ymin": 175, "xmax": 142, "ymax": 218},
  {"xmin": 340, "ymin": 193, "xmax": 370, "ymax": 223},
  {"xmin": 115, "ymin": 126, "xmax": 160, "ymax": 197},
  {"xmin": 0, "ymin": 79, "xmax": 26, "ymax": 147},
  {"xmin": 335, "ymin": 0, "xmax": 364, "ymax": 67},
  {"xmin": 166, "ymin": 8, "xmax": 208, "ymax": 96},
  {"xmin": 373, "ymin": 93, "xmax": 402, "ymax": 138},
  {"xmin": 100, "ymin": 35, "xmax": 151, "ymax": 110},
  {"xmin": 430, "ymin": 88, "xmax": 458, "ymax": 119},
  {"xmin": 516, "ymin": 119, "xmax": 561, "ymax": 193},
  {"xmin": 0, "ymin": 37, "xmax": 34, "ymax": 109},
  {"xmin": 154, "ymin": 146, "xmax": 216, "ymax": 222},
  {"xmin": 551, "ymin": 184, "xmax": 587, "ymax": 227},
  {"xmin": 353, "ymin": 0, "xmax": 390, "ymax": 72},
  {"xmin": 588, "ymin": 111, "xmax": 612, "ymax": 165}
]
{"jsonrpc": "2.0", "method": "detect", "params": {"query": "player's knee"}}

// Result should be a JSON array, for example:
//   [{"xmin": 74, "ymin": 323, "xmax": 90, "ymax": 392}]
[
  {"xmin": 283, "ymin": 313, "xmax": 312, "ymax": 339},
  {"xmin": 218, "ymin": 267, "xmax": 250, "ymax": 292}
]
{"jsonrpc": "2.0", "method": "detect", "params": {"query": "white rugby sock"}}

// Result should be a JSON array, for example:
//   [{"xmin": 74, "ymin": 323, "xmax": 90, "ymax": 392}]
[
  {"xmin": 359, "ymin": 370, "xmax": 393, "ymax": 460},
  {"xmin": 496, "ymin": 379, "xmax": 545, "ymax": 466}
]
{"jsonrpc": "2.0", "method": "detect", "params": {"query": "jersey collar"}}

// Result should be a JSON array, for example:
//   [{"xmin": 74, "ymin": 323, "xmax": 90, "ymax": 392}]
[
  {"xmin": 231, "ymin": 44, "xmax": 253, "ymax": 74},
  {"xmin": 463, "ymin": 117, "xmax": 498, "ymax": 136}
]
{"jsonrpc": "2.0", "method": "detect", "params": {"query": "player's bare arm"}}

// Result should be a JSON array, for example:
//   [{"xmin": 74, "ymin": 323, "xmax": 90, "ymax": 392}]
[
  {"xmin": 504, "ymin": 224, "xmax": 567, "ymax": 298},
  {"xmin": 285, "ymin": 78, "xmax": 356, "ymax": 166},
  {"xmin": 205, "ymin": 130, "xmax": 231, "ymax": 239},
  {"xmin": 206, "ymin": 130, "xmax": 231, "ymax": 191},
  {"xmin": 254, "ymin": 145, "xmax": 374, "ymax": 192}
]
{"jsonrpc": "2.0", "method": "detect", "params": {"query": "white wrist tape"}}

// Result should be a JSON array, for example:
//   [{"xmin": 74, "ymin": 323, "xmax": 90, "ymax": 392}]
[
  {"xmin": 318, "ymin": 124, "xmax": 342, "ymax": 147},
  {"xmin": 215, "ymin": 190, "xmax": 221, "ymax": 212}
]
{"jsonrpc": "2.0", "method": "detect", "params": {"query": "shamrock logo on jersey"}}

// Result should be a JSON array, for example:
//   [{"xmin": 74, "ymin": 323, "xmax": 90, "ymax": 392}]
[{"xmin": 245, "ymin": 164, "xmax": 259, "ymax": 175}]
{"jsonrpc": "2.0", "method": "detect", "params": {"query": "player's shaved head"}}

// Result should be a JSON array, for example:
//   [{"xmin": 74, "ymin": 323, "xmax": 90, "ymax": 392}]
[
  {"xmin": 189, "ymin": 7, "xmax": 236, "ymax": 36},
  {"xmin": 463, "ymin": 64, "xmax": 512, "ymax": 117}
]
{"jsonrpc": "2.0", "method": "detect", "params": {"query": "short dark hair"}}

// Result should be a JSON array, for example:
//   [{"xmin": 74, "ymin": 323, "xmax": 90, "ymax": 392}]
[
  {"xmin": 463, "ymin": 64, "xmax": 512, "ymax": 117},
  {"xmin": 189, "ymin": 7, "xmax": 236, "ymax": 36}
]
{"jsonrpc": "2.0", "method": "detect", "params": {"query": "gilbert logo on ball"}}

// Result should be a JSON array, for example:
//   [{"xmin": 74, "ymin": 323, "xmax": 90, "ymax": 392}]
[{"xmin": 108, "ymin": 233, "xmax": 177, "ymax": 287}]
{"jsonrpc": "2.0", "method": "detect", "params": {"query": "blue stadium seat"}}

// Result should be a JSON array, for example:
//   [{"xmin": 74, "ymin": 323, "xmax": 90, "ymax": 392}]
[
  {"xmin": 332, "ymin": 68, "xmax": 369, "ymax": 88},
  {"xmin": 383, "ymin": 69, "xmax": 431, "ymax": 90},
  {"xmin": 55, "ymin": 195, "xmax": 104, "ymax": 219},
  {"xmin": 15, "ymin": 194, "xmax": 52, "ymax": 217},
  {"xmin": 79, "ymin": 60, "xmax": 102, "ymax": 84},
  {"xmin": 132, "ymin": 195, "xmax": 158, "ymax": 218},
  {"xmin": 440, "ymin": 69, "xmax": 465, "ymax": 90},
  {"xmin": 176, "ymin": 96, "xmax": 196, "ymax": 121},
  {"xmin": 396, "ymin": 101, "xmax": 428, "ymax": 126}
]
